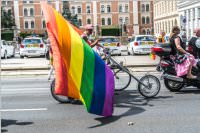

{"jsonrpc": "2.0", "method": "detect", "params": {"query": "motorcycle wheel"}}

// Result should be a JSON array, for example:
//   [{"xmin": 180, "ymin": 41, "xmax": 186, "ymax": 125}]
[
  {"xmin": 164, "ymin": 79, "xmax": 184, "ymax": 92},
  {"xmin": 50, "ymin": 79, "xmax": 73, "ymax": 103}
]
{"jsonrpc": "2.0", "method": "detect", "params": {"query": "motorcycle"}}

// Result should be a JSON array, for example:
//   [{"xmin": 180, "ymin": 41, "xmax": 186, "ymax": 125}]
[{"xmin": 151, "ymin": 40, "xmax": 200, "ymax": 92}]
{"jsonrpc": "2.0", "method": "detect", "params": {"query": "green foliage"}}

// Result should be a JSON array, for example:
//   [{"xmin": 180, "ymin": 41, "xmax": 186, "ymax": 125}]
[
  {"xmin": 1, "ymin": 32, "xmax": 14, "ymax": 41},
  {"xmin": 101, "ymin": 28, "xmax": 121, "ymax": 36},
  {"xmin": 1, "ymin": 7, "xmax": 15, "ymax": 29},
  {"xmin": 19, "ymin": 32, "xmax": 45, "ymax": 39},
  {"xmin": 62, "ymin": 7, "xmax": 79, "ymax": 27}
]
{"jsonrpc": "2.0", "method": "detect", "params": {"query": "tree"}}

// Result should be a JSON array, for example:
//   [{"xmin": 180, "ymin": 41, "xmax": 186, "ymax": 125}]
[
  {"xmin": 62, "ymin": 5, "xmax": 79, "ymax": 27},
  {"xmin": 1, "ymin": 7, "xmax": 15, "ymax": 29}
]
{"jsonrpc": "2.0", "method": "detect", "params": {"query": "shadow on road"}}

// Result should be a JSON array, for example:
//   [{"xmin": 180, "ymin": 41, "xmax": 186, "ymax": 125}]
[
  {"xmin": 175, "ymin": 87, "xmax": 200, "ymax": 94},
  {"xmin": 89, "ymin": 90, "xmax": 173, "ymax": 128},
  {"xmin": 1, "ymin": 119, "xmax": 33, "ymax": 133}
]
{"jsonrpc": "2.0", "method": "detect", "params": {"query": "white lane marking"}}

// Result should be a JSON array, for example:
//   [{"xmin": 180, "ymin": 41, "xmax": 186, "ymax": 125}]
[
  {"xmin": 1, "ymin": 88, "xmax": 49, "ymax": 91},
  {"xmin": 0, "ymin": 108, "xmax": 48, "ymax": 112}
]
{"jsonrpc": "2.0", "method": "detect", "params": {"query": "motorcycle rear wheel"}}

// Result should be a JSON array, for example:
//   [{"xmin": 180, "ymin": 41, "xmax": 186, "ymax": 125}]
[{"xmin": 164, "ymin": 79, "xmax": 184, "ymax": 92}]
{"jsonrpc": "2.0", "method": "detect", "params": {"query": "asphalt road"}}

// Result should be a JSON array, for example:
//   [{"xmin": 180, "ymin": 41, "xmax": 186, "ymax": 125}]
[{"xmin": 1, "ymin": 74, "xmax": 200, "ymax": 133}]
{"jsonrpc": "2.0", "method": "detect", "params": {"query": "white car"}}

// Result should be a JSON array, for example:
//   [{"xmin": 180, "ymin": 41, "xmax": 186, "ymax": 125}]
[
  {"xmin": 1, "ymin": 40, "xmax": 15, "ymax": 59},
  {"xmin": 20, "ymin": 37, "xmax": 47, "ymax": 58},
  {"xmin": 94, "ymin": 36, "xmax": 121, "ymax": 56},
  {"xmin": 128, "ymin": 35, "xmax": 156, "ymax": 55}
]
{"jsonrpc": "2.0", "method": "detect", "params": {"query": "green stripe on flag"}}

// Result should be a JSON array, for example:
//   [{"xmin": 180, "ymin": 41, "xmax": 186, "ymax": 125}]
[{"xmin": 80, "ymin": 39, "xmax": 95, "ymax": 111}]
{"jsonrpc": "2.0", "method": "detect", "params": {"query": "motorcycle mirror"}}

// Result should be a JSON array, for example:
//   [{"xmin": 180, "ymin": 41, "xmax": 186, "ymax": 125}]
[{"xmin": 195, "ymin": 38, "xmax": 200, "ymax": 48}]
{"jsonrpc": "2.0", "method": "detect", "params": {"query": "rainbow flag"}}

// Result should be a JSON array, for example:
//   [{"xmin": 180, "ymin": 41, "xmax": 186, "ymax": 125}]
[{"xmin": 41, "ymin": 3, "xmax": 114, "ymax": 117}]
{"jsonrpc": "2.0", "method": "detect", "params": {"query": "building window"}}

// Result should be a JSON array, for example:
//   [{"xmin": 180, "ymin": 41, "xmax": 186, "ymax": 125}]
[
  {"xmin": 107, "ymin": 5, "xmax": 111, "ymax": 13},
  {"xmin": 30, "ymin": 8, "xmax": 34, "ymax": 16},
  {"xmin": 25, "ymin": 21, "xmax": 29, "ymax": 29},
  {"xmin": 24, "ymin": 8, "xmax": 28, "ymax": 16},
  {"xmin": 146, "ymin": 16, "xmax": 150, "ymax": 24},
  {"xmin": 146, "ymin": 4, "xmax": 150, "ymax": 12},
  {"xmin": 71, "ymin": 6, "xmax": 75, "ymax": 14},
  {"xmin": 31, "ymin": 21, "xmax": 35, "ymax": 28},
  {"xmin": 125, "ymin": 4, "xmax": 129, "ymax": 13},
  {"xmin": 2, "ymin": 1, "xmax": 6, "ymax": 5},
  {"xmin": 42, "ymin": 20, "xmax": 46, "ymax": 28},
  {"xmin": 101, "ymin": 5, "xmax": 105, "ymax": 13},
  {"xmin": 142, "ymin": 17, "xmax": 145, "ymax": 24},
  {"xmin": 102, "ymin": 18, "xmax": 105, "ymax": 25},
  {"xmin": 119, "ymin": 17, "xmax": 123, "ymax": 24},
  {"xmin": 125, "ymin": 17, "xmax": 129, "ymax": 24},
  {"xmin": 87, "ymin": 19, "xmax": 91, "ymax": 24},
  {"xmin": 198, "ymin": 8, "xmax": 200, "ymax": 18},
  {"xmin": 23, "ymin": 1, "xmax": 27, "ymax": 4},
  {"xmin": 193, "ymin": 8, "xmax": 195, "ymax": 19},
  {"xmin": 107, "ymin": 18, "xmax": 111, "ymax": 25},
  {"xmin": 78, "ymin": 6, "xmax": 81, "ymax": 13},
  {"xmin": 78, "ymin": 19, "xmax": 82, "ymax": 26},
  {"xmin": 188, "ymin": 10, "xmax": 190, "ymax": 21},
  {"xmin": 142, "ymin": 4, "xmax": 145, "ymax": 12},
  {"xmin": 29, "ymin": 1, "xmax": 33, "ymax": 3},
  {"xmin": 86, "ymin": 6, "xmax": 90, "ymax": 13},
  {"xmin": 119, "ymin": 5, "xmax": 122, "ymax": 12}
]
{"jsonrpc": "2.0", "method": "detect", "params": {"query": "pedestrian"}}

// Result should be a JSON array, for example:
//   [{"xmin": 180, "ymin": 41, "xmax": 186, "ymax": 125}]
[
  {"xmin": 16, "ymin": 34, "xmax": 22, "ymax": 51},
  {"xmin": 169, "ymin": 26, "xmax": 197, "ymax": 79},
  {"xmin": 157, "ymin": 30, "xmax": 166, "ymax": 43},
  {"xmin": 81, "ymin": 24, "xmax": 103, "ymax": 48}
]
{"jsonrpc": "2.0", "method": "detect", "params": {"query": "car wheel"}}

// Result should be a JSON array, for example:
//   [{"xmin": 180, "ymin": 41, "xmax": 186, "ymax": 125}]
[
  {"xmin": 11, "ymin": 49, "xmax": 15, "ymax": 57},
  {"xmin": 20, "ymin": 55, "xmax": 24, "ymax": 58},
  {"xmin": 132, "ymin": 49, "xmax": 135, "ymax": 56},
  {"xmin": 3, "ymin": 51, "xmax": 8, "ymax": 59}
]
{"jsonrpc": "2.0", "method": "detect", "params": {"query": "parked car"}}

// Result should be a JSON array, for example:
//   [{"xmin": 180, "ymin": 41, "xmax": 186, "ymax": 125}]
[
  {"xmin": 128, "ymin": 35, "xmax": 156, "ymax": 55},
  {"xmin": 1, "ymin": 40, "xmax": 15, "ymax": 59},
  {"xmin": 93, "ymin": 36, "xmax": 121, "ymax": 56},
  {"xmin": 20, "ymin": 37, "xmax": 47, "ymax": 58}
]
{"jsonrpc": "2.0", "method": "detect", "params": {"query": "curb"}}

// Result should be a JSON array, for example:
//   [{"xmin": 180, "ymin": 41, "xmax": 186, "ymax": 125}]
[{"xmin": 1, "ymin": 64, "xmax": 157, "ymax": 71}]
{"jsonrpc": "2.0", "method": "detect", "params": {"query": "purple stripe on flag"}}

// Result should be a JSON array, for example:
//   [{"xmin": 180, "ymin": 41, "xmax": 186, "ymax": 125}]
[{"xmin": 102, "ymin": 66, "xmax": 115, "ymax": 116}]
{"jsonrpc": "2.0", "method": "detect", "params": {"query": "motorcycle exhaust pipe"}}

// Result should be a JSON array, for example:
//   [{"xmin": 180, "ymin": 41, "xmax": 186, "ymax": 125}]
[{"xmin": 163, "ymin": 74, "xmax": 184, "ymax": 82}]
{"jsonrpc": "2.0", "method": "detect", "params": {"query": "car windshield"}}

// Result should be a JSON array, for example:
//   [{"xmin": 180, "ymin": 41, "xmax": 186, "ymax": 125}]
[
  {"xmin": 136, "ymin": 36, "xmax": 155, "ymax": 41},
  {"xmin": 23, "ymin": 39, "xmax": 41, "ymax": 44},
  {"xmin": 100, "ymin": 38, "xmax": 119, "ymax": 43}
]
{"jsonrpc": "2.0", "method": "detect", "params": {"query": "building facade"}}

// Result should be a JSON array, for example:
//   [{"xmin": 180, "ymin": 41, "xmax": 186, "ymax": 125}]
[
  {"xmin": 177, "ymin": 1, "xmax": 200, "ymax": 39},
  {"xmin": 15, "ymin": 0, "xmax": 63, "ymax": 35},
  {"xmin": 154, "ymin": 0, "xmax": 179, "ymax": 36},
  {"xmin": 2, "ymin": 0, "xmax": 154, "ymax": 36},
  {"xmin": 68, "ymin": 0, "xmax": 154, "ymax": 36}
]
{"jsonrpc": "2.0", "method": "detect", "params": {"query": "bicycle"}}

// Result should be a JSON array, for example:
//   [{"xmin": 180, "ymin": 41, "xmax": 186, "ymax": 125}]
[{"xmin": 103, "ymin": 48, "xmax": 161, "ymax": 98}]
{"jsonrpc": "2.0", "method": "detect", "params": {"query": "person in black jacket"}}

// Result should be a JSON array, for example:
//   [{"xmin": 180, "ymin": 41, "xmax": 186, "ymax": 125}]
[{"xmin": 188, "ymin": 28, "xmax": 200, "ymax": 58}]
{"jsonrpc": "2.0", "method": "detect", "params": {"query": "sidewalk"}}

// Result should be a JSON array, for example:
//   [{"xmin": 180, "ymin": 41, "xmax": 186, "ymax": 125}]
[{"xmin": 1, "ymin": 55, "xmax": 159, "ymax": 71}]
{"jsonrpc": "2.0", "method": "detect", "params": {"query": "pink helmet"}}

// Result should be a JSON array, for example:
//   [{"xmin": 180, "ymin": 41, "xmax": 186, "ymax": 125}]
[{"xmin": 85, "ymin": 24, "xmax": 93, "ymax": 30}]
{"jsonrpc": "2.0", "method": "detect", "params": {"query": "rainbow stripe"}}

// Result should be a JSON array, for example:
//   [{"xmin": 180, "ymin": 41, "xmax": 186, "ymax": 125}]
[{"xmin": 41, "ymin": 3, "xmax": 114, "ymax": 116}]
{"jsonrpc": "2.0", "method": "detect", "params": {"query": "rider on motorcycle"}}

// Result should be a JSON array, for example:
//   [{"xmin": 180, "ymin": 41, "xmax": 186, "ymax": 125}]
[{"xmin": 170, "ymin": 26, "xmax": 197, "ymax": 79}]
